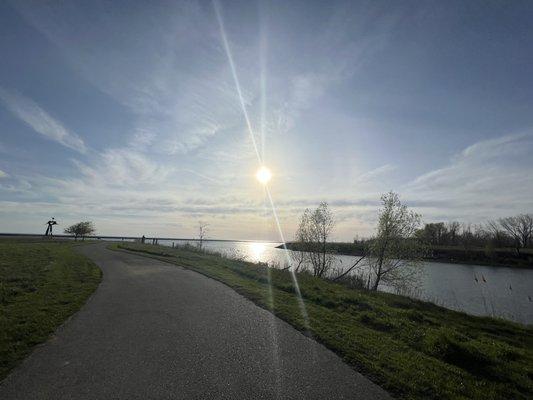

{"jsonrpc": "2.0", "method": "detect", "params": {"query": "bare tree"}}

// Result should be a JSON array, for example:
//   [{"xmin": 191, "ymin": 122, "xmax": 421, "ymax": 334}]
[
  {"xmin": 295, "ymin": 202, "xmax": 335, "ymax": 277},
  {"xmin": 446, "ymin": 221, "xmax": 460, "ymax": 245},
  {"xmin": 291, "ymin": 216, "xmax": 309, "ymax": 272},
  {"xmin": 498, "ymin": 214, "xmax": 533, "ymax": 254},
  {"xmin": 64, "ymin": 221, "xmax": 95, "ymax": 241},
  {"xmin": 458, "ymin": 223, "xmax": 474, "ymax": 251},
  {"xmin": 197, "ymin": 221, "xmax": 209, "ymax": 250},
  {"xmin": 417, "ymin": 222, "xmax": 447, "ymax": 245},
  {"xmin": 486, "ymin": 220, "xmax": 510, "ymax": 248},
  {"xmin": 368, "ymin": 192, "xmax": 425, "ymax": 291},
  {"xmin": 310, "ymin": 202, "xmax": 335, "ymax": 277}
]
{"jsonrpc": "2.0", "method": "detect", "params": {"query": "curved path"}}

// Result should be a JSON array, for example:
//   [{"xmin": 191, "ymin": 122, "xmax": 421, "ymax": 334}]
[{"xmin": 0, "ymin": 244, "xmax": 390, "ymax": 399}]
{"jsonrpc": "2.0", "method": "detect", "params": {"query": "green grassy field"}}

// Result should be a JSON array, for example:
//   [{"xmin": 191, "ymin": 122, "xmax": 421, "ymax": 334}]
[
  {"xmin": 113, "ymin": 242, "xmax": 533, "ymax": 400},
  {"xmin": 0, "ymin": 240, "xmax": 101, "ymax": 380}
]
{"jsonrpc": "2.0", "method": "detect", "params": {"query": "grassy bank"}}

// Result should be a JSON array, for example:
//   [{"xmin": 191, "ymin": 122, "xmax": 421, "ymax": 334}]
[
  {"xmin": 112, "ymin": 242, "xmax": 532, "ymax": 399},
  {"xmin": 0, "ymin": 239, "xmax": 101, "ymax": 380},
  {"xmin": 281, "ymin": 242, "xmax": 533, "ymax": 268}
]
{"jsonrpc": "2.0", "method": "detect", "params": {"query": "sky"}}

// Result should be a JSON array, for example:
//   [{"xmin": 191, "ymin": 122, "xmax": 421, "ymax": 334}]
[{"xmin": 1, "ymin": 0, "xmax": 532, "ymax": 241}]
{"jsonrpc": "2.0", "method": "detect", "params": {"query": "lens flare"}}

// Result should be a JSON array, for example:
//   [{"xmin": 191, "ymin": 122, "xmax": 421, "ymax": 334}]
[
  {"xmin": 256, "ymin": 166, "xmax": 272, "ymax": 185},
  {"xmin": 214, "ymin": 0, "xmax": 312, "ymax": 342}
]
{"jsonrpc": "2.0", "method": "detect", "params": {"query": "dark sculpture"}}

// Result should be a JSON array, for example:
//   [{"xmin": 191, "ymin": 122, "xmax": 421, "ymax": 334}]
[{"xmin": 45, "ymin": 218, "xmax": 58, "ymax": 236}]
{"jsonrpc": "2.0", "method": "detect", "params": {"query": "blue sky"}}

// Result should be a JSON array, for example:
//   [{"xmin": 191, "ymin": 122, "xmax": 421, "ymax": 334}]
[{"xmin": 1, "ymin": 0, "xmax": 532, "ymax": 240}]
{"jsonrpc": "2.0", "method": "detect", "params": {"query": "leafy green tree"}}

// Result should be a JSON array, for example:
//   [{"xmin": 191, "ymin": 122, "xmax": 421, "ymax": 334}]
[
  {"xmin": 64, "ymin": 221, "xmax": 96, "ymax": 241},
  {"xmin": 368, "ymin": 192, "xmax": 425, "ymax": 291},
  {"xmin": 295, "ymin": 202, "xmax": 335, "ymax": 277}
]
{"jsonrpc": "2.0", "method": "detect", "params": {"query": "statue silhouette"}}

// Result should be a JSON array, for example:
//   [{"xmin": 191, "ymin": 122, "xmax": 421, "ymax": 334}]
[{"xmin": 45, "ymin": 218, "xmax": 57, "ymax": 236}]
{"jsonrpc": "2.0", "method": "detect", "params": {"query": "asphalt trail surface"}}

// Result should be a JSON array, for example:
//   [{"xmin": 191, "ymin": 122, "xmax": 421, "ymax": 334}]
[{"xmin": 0, "ymin": 243, "xmax": 390, "ymax": 399}]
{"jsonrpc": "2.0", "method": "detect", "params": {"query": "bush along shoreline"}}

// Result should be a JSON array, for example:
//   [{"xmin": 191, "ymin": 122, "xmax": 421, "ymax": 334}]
[{"xmin": 112, "ymin": 242, "xmax": 533, "ymax": 400}]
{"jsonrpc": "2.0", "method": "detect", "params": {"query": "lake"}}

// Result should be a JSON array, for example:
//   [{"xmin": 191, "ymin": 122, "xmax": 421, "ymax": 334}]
[{"xmin": 157, "ymin": 239, "xmax": 533, "ymax": 325}]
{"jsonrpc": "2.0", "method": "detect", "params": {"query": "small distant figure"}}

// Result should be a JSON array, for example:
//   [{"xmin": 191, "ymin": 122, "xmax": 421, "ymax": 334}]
[
  {"xmin": 45, "ymin": 218, "xmax": 58, "ymax": 236},
  {"xmin": 141, "ymin": 235, "xmax": 146, "ymax": 244}
]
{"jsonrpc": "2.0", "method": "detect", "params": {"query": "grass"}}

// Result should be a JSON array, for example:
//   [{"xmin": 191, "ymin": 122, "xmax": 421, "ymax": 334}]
[
  {"xmin": 0, "ymin": 239, "xmax": 101, "ymax": 380},
  {"xmin": 112, "ymin": 242, "xmax": 533, "ymax": 400}
]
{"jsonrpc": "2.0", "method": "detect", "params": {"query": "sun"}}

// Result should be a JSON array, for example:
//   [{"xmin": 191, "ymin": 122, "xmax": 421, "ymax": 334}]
[{"xmin": 255, "ymin": 166, "xmax": 272, "ymax": 185}]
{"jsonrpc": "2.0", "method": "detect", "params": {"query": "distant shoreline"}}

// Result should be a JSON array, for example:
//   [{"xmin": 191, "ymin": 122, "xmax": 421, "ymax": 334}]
[
  {"xmin": 0, "ymin": 233, "xmax": 272, "ymax": 244},
  {"xmin": 278, "ymin": 242, "xmax": 533, "ymax": 269}
]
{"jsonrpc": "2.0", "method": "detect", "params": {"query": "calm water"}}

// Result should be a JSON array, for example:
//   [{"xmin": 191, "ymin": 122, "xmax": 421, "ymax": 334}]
[{"xmin": 158, "ymin": 240, "xmax": 533, "ymax": 325}]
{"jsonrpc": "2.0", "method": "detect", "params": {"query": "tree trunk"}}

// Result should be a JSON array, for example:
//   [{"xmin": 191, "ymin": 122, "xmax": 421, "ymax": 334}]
[
  {"xmin": 332, "ymin": 255, "xmax": 365, "ymax": 281},
  {"xmin": 372, "ymin": 236, "xmax": 387, "ymax": 291},
  {"xmin": 322, "ymin": 236, "xmax": 326, "ymax": 276},
  {"xmin": 371, "ymin": 278, "xmax": 379, "ymax": 291}
]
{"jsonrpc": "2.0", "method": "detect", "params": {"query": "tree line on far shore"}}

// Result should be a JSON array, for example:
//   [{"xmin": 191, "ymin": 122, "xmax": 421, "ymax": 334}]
[
  {"xmin": 415, "ymin": 215, "xmax": 533, "ymax": 254},
  {"xmin": 291, "ymin": 191, "xmax": 532, "ymax": 292}
]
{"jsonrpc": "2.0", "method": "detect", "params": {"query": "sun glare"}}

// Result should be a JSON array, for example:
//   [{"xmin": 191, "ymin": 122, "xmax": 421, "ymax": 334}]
[
  {"xmin": 256, "ymin": 166, "xmax": 272, "ymax": 185},
  {"xmin": 248, "ymin": 242, "xmax": 266, "ymax": 263}
]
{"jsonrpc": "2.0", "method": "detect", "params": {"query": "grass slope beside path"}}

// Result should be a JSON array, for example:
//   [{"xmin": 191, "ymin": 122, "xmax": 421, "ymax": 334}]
[
  {"xmin": 113, "ymin": 243, "xmax": 532, "ymax": 400},
  {"xmin": 0, "ymin": 240, "xmax": 101, "ymax": 380}
]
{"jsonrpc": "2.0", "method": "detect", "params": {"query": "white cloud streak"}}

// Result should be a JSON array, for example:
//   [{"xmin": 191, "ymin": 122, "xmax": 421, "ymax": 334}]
[
  {"xmin": 0, "ymin": 87, "xmax": 86, "ymax": 153},
  {"xmin": 71, "ymin": 148, "xmax": 173, "ymax": 188},
  {"xmin": 354, "ymin": 164, "xmax": 396, "ymax": 185},
  {"xmin": 404, "ymin": 132, "xmax": 533, "ymax": 220},
  {"xmin": 10, "ymin": 1, "xmax": 233, "ymax": 156}
]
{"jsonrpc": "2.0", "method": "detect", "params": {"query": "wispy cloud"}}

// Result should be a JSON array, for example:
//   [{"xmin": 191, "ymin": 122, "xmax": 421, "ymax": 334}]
[
  {"xmin": 405, "ymin": 132, "xmax": 533, "ymax": 220},
  {"xmin": 0, "ymin": 169, "xmax": 8, "ymax": 178},
  {"xmin": 0, "ymin": 87, "xmax": 86, "ymax": 153},
  {"xmin": 10, "ymin": 1, "xmax": 233, "ymax": 156},
  {"xmin": 71, "ymin": 148, "xmax": 172, "ymax": 188},
  {"xmin": 275, "ymin": 4, "xmax": 399, "ymax": 135},
  {"xmin": 354, "ymin": 164, "xmax": 396, "ymax": 185}
]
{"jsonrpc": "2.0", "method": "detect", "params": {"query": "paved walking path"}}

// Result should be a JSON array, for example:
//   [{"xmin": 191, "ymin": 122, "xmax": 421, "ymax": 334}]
[{"xmin": 0, "ymin": 244, "xmax": 390, "ymax": 399}]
